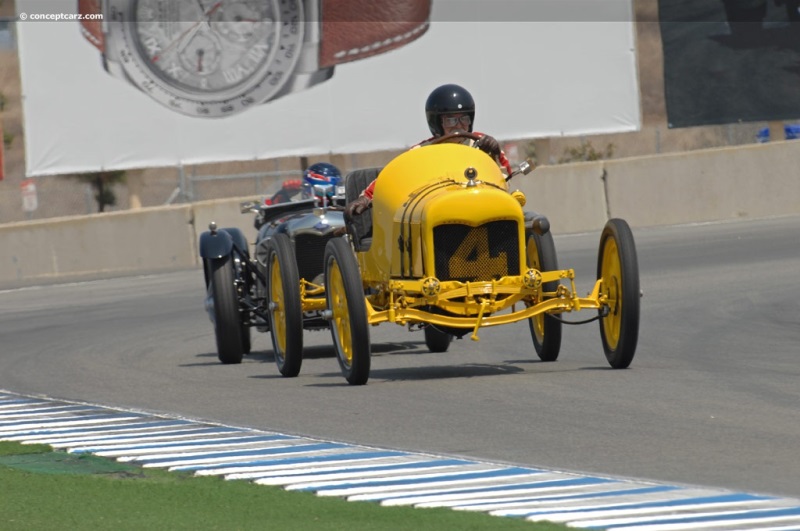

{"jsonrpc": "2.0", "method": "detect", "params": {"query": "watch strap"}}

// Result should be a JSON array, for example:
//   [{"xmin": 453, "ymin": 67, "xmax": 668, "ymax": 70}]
[
  {"xmin": 78, "ymin": 0, "xmax": 432, "ymax": 68},
  {"xmin": 319, "ymin": 0, "xmax": 431, "ymax": 68},
  {"xmin": 79, "ymin": 0, "xmax": 104, "ymax": 52}
]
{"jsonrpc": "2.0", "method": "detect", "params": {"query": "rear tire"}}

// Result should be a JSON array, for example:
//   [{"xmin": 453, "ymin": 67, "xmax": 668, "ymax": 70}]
[
  {"xmin": 424, "ymin": 326, "xmax": 453, "ymax": 353},
  {"xmin": 526, "ymin": 230, "xmax": 562, "ymax": 362},
  {"xmin": 210, "ymin": 256, "xmax": 244, "ymax": 364},
  {"xmin": 597, "ymin": 219, "xmax": 640, "ymax": 369}
]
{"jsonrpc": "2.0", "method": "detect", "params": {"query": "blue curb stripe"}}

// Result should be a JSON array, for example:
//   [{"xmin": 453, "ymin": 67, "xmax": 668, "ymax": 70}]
[
  {"xmin": 577, "ymin": 505, "xmax": 800, "ymax": 529},
  {"xmin": 70, "ymin": 434, "xmax": 294, "ymax": 454},
  {"xmin": 47, "ymin": 426, "xmax": 243, "ymax": 446},
  {"xmin": 436, "ymin": 485, "xmax": 682, "ymax": 509},
  {"xmin": 263, "ymin": 458, "xmax": 475, "ymax": 477},
  {"xmin": 0, "ymin": 405, "xmax": 99, "ymax": 417},
  {"xmin": 133, "ymin": 442, "xmax": 351, "ymax": 465},
  {"xmin": 217, "ymin": 456, "xmax": 436, "ymax": 479},
  {"xmin": 172, "ymin": 450, "xmax": 410, "ymax": 472},
  {"xmin": 0, "ymin": 413, "xmax": 146, "ymax": 429},
  {"xmin": 0, "ymin": 398, "xmax": 49, "ymax": 406},
  {"xmin": 296, "ymin": 466, "xmax": 539, "ymax": 492},
  {"xmin": 355, "ymin": 475, "xmax": 615, "ymax": 502},
  {"xmin": 0, "ymin": 420, "xmax": 196, "ymax": 438},
  {"xmin": 519, "ymin": 492, "xmax": 771, "ymax": 517},
  {"xmin": 250, "ymin": 459, "xmax": 478, "ymax": 482}
]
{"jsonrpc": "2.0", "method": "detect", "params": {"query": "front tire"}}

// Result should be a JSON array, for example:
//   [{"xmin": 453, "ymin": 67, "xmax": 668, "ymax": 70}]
[
  {"xmin": 526, "ymin": 230, "xmax": 562, "ymax": 362},
  {"xmin": 424, "ymin": 326, "xmax": 453, "ymax": 353},
  {"xmin": 597, "ymin": 219, "xmax": 640, "ymax": 369},
  {"xmin": 210, "ymin": 256, "xmax": 244, "ymax": 364},
  {"xmin": 325, "ymin": 238, "xmax": 370, "ymax": 385},
  {"xmin": 266, "ymin": 234, "xmax": 303, "ymax": 377}
]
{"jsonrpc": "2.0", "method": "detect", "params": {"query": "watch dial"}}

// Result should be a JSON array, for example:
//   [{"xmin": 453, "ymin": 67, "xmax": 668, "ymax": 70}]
[
  {"xmin": 134, "ymin": 0, "xmax": 276, "ymax": 93},
  {"xmin": 110, "ymin": 0, "xmax": 306, "ymax": 116}
]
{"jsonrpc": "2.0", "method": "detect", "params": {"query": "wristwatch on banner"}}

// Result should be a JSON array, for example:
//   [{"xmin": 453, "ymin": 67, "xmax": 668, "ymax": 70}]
[{"xmin": 78, "ymin": 0, "xmax": 431, "ymax": 118}]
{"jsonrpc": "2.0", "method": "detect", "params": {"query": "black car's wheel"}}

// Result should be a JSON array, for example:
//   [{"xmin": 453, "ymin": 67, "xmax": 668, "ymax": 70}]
[
  {"xmin": 325, "ymin": 237, "xmax": 370, "ymax": 385},
  {"xmin": 266, "ymin": 234, "xmax": 303, "ymax": 377},
  {"xmin": 526, "ymin": 230, "xmax": 562, "ymax": 362},
  {"xmin": 210, "ymin": 256, "xmax": 244, "ymax": 364},
  {"xmin": 597, "ymin": 218, "xmax": 640, "ymax": 369},
  {"xmin": 424, "ymin": 326, "xmax": 452, "ymax": 353}
]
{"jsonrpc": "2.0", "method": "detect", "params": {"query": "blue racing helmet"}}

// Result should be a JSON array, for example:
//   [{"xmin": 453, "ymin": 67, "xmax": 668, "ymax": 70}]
[{"xmin": 301, "ymin": 162, "xmax": 342, "ymax": 200}]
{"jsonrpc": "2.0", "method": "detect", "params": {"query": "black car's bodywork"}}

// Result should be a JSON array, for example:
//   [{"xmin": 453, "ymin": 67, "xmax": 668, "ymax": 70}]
[{"xmin": 199, "ymin": 188, "xmax": 345, "ymax": 375}]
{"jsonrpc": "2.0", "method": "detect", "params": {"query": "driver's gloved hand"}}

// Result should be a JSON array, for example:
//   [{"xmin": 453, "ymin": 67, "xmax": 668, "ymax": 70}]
[
  {"xmin": 475, "ymin": 134, "xmax": 501, "ymax": 159},
  {"xmin": 344, "ymin": 195, "xmax": 372, "ymax": 221}
]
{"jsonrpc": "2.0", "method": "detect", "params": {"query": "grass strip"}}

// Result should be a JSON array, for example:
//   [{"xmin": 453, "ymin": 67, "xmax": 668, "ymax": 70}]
[{"xmin": 0, "ymin": 441, "xmax": 569, "ymax": 530}]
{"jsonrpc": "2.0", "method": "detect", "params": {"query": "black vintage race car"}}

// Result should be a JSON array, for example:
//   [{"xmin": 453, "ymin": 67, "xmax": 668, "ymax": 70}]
[{"xmin": 199, "ymin": 180, "xmax": 346, "ymax": 376}]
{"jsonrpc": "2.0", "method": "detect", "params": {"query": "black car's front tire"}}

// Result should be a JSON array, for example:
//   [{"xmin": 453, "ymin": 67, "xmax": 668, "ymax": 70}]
[{"xmin": 210, "ymin": 256, "xmax": 244, "ymax": 364}]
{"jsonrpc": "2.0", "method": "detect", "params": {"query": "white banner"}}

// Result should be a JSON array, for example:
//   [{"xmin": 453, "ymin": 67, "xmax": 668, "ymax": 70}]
[{"xmin": 17, "ymin": 0, "xmax": 640, "ymax": 176}]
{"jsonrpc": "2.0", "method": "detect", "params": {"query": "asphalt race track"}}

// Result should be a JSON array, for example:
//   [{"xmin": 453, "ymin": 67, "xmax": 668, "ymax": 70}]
[{"xmin": 2, "ymin": 215, "xmax": 800, "ymax": 507}]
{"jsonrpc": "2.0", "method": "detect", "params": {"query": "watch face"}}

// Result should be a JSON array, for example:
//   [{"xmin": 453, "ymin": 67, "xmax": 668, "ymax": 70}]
[{"xmin": 108, "ymin": 0, "xmax": 305, "ymax": 118}]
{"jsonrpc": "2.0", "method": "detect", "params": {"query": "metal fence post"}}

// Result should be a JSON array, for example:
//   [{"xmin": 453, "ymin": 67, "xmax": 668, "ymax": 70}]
[{"xmin": 85, "ymin": 184, "xmax": 94, "ymax": 214}]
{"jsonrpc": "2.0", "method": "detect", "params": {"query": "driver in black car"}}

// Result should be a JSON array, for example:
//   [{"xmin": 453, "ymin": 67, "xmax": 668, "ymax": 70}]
[{"xmin": 345, "ymin": 83, "xmax": 512, "ymax": 219}]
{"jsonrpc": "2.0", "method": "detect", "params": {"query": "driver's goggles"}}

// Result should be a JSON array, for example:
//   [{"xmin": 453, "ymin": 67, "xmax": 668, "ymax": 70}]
[{"xmin": 441, "ymin": 115, "xmax": 472, "ymax": 127}]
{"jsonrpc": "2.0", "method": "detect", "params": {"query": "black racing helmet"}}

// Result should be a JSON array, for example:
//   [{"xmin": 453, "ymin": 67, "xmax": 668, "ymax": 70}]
[{"xmin": 425, "ymin": 84, "xmax": 475, "ymax": 137}]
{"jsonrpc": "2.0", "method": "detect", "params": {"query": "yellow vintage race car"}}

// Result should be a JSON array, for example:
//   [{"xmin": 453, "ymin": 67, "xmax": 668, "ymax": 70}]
[{"xmin": 311, "ymin": 132, "xmax": 640, "ymax": 385}]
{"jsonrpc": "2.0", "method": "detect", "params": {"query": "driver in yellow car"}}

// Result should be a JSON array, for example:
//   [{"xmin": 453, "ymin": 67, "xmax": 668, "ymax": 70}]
[{"xmin": 344, "ymin": 83, "xmax": 512, "ymax": 219}]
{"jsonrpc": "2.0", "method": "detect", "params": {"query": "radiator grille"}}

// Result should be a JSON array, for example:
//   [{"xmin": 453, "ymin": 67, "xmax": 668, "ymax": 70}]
[
  {"xmin": 294, "ymin": 233, "xmax": 333, "ymax": 282},
  {"xmin": 433, "ymin": 221, "xmax": 520, "ymax": 282}
]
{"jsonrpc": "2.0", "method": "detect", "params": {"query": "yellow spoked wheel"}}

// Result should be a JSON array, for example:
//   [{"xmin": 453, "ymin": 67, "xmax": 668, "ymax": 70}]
[
  {"xmin": 266, "ymin": 234, "xmax": 303, "ymax": 377},
  {"xmin": 324, "ymin": 237, "xmax": 370, "ymax": 385},
  {"xmin": 597, "ymin": 218, "xmax": 640, "ymax": 369},
  {"xmin": 600, "ymin": 238, "xmax": 623, "ymax": 348},
  {"xmin": 526, "ymin": 229, "xmax": 562, "ymax": 361},
  {"xmin": 327, "ymin": 266, "xmax": 352, "ymax": 363}
]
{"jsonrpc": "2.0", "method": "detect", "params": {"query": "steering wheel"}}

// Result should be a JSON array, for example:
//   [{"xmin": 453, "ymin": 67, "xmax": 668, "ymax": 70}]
[{"xmin": 428, "ymin": 131, "xmax": 483, "ymax": 146}]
